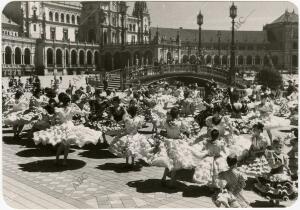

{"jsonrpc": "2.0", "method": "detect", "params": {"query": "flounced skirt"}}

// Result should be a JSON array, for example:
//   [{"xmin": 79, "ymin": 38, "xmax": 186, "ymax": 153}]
[{"xmin": 33, "ymin": 121, "xmax": 102, "ymax": 147}]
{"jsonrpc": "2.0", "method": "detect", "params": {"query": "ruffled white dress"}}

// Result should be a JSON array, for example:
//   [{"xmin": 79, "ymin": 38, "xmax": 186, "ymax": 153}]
[
  {"xmin": 3, "ymin": 98, "xmax": 31, "ymax": 126},
  {"xmin": 109, "ymin": 115, "xmax": 151, "ymax": 159},
  {"xmin": 33, "ymin": 104, "xmax": 101, "ymax": 147}
]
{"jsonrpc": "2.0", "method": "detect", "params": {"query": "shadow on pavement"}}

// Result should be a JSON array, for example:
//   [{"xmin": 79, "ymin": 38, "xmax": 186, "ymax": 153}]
[
  {"xmin": 167, "ymin": 169, "xmax": 195, "ymax": 183},
  {"xmin": 182, "ymin": 185, "xmax": 215, "ymax": 197},
  {"xmin": 127, "ymin": 179, "xmax": 187, "ymax": 194},
  {"xmin": 2, "ymin": 135, "xmax": 37, "ymax": 148},
  {"xmin": 244, "ymin": 177, "xmax": 257, "ymax": 191},
  {"xmin": 16, "ymin": 148, "xmax": 75, "ymax": 157},
  {"xmin": 96, "ymin": 162, "xmax": 142, "ymax": 173},
  {"xmin": 78, "ymin": 149, "xmax": 117, "ymax": 159},
  {"xmin": 18, "ymin": 159, "xmax": 86, "ymax": 172},
  {"xmin": 74, "ymin": 142, "xmax": 110, "ymax": 150},
  {"xmin": 250, "ymin": 200, "xmax": 285, "ymax": 208}
]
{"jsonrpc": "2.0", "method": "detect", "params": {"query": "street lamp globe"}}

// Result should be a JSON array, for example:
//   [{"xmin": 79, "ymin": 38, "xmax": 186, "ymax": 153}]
[
  {"xmin": 230, "ymin": 3, "xmax": 237, "ymax": 19},
  {"xmin": 197, "ymin": 11, "xmax": 203, "ymax": 26}
]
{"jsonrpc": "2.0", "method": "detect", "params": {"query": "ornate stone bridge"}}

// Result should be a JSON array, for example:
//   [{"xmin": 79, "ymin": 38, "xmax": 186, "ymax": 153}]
[
  {"xmin": 122, "ymin": 64, "xmax": 245, "ymax": 88},
  {"xmin": 88, "ymin": 64, "xmax": 245, "ymax": 90}
]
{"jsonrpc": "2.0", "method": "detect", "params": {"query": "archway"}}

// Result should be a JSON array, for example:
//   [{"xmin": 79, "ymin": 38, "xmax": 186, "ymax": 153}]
[
  {"xmin": 94, "ymin": 51, "xmax": 99, "ymax": 67},
  {"xmin": 214, "ymin": 55, "xmax": 220, "ymax": 65},
  {"xmin": 222, "ymin": 56, "xmax": 228, "ymax": 66},
  {"xmin": 79, "ymin": 50, "xmax": 85, "ymax": 65},
  {"xmin": 167, "ymin": 51, "xmax": 172, "ymax": 64},
  {"xmin": 189, "ymin": 55, "xmax": 197, "ymax": 64},
  {"xmin": 263, "ymin": 55, "xmax": 269, "ymax": 66},
  {"xmin": 182, "ymin": 55, "xmax": 189, "ymax": 64},
  {"xmin": 87, "ymin": 51, "xmax": 93, "ymax": 65},
  {"xmin": 5, "ymin": 46, "xmax": 12, "ymax": 64},
  {"xmin": 272, "ymin": 55, "xmax": 278, "ymax": 66},
  {"xmin": 103, "ymin": 31, "xmax": 107, "ymax": 44},
  {"xmin": 238, "ymin": 55, "xmax": 244, "ymax": 65},
  {"xmin": 246, "ymin": 55, "xmax": 252, "ymax": 65},
  {"xmin": 104, "ymin": 53, "xmax": 112, "ymax": 71},
  {"xmin": 88, "ymin": 29, "xmax": 96, "ymax": 43},
  {"xmin": 47, "ymin": 48, "xmax": 53, "ymax": 65},
  {"xmin": 71, "ymin": 50, "xmax": 77, "ymax": 65},
  {"xmin": 15, "ymin": 47, "xmax": 21, "ymax": 64},
  {"xmin": 206, "ymin": 55, "xmax": 212, "ymax": 64},
  {"xmin": 144, "ymin": 51, "xmax": 153, "ymax": 65},
  {"xmin": 133, "ymin": 51, "xmax": 141, "ymax": 65},
  {"xmin": 255, "ymin": 56, "xmax": 261, "ymax": 65},
  {"xmin": 113, "ymin": 52, "xmax": 122, "ymax": 69},
  {"xmin": 24, "ymin": 48, "xmax": 31, "ymax": 65},
  {"xmin": 56, "ymin": 49, "xmax": 62, "ymax": 66}
]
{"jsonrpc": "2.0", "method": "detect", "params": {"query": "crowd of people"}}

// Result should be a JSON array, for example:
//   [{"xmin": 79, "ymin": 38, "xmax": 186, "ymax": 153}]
[{"xmin": 2, "ymin": 75, "xmax": 299, "ymax": 207}]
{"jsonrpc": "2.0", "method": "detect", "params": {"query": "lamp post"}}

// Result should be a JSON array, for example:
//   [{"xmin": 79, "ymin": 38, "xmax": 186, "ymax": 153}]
[
  {"xmin": 229, "ymin": 3, "xmax": 237, "ymax": 85},
  {"xmin": 197, "ymin": 11, "xmax": 203, "ymax": 63}
]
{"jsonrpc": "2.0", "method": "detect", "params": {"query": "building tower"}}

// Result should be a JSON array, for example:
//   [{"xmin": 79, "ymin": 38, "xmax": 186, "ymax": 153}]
[{"xmin": 132, "ymin": 1, "xmax": 150, "ymax": 44}]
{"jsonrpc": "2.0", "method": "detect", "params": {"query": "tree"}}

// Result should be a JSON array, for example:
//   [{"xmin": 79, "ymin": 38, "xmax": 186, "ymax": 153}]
[{"xmin": 255, "ymin": 67, "xmax": 282, "ymax": 89}]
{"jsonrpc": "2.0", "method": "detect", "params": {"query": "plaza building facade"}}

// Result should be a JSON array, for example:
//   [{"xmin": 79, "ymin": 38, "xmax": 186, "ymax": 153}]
[{"xmin": 1, "ymin": 1, "xmax": 298, "ymax": 77}]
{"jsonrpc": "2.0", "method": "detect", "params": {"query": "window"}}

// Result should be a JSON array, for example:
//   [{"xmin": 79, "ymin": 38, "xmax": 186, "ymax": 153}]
[
  {"xmin": 32, "ymin": 7, "xmax": 37, "ymax": 19},
  {"xmin": 50, "ymin": 27, "xmax": 56, "ymax": 40},
  {"xmin": 66, "ymin": 14, "xmax": 70, "ymax": 23},
  {"xmin": 55, "ymin": 13, "xmax": 59, "ymax": 21},
  {"xmin": 248, "ymin": 45, "xmax": 254, "ymax": 50},
  {"xmin": 77, "ymin": 16, "xmax": 80, "ymax": 25},
  {"xmin": 49, "ymin": 11, "xmax": 53, "ymax": 21},
  {"xmin": 63, "ymin": 29, "xmax": 68, "ymax": 40},
  {"xmin": 33, "ymin": 24, "xmax": 36, "ymax": 31},
  {"xmin": 129, "ymin": 24, "xmax": 132, "ymax": 31},
  {"xmin": 61, "ymin": 14, "xmax": 64, "ymax": 22},
  {"xmin": 133, "ymin": 24, "xmax": 136, "ymax": 32},
  {"xmin": 72, "ymin": 15, "xmax": 75, "ymax": 24}
]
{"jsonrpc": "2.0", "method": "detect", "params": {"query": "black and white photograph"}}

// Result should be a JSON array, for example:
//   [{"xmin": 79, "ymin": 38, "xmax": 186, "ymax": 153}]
[{"xmin": 1, "ymin": 0, "xmax": 299, "ymax": 208}]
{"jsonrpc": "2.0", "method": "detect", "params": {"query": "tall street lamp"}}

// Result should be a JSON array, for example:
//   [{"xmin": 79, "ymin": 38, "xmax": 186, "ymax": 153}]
[
  {"xmin": 230, "ymin": 3, "xmax": 237, "ymax": 85},
  {"xmin": 197, "ymin": 11, "xmax": 203, "ymax": 63}
]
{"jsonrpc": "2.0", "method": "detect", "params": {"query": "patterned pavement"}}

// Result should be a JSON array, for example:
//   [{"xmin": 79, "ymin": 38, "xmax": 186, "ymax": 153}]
[{"xmin": 1, "ymin": 125, "xmax": 296, "ymax": 209}]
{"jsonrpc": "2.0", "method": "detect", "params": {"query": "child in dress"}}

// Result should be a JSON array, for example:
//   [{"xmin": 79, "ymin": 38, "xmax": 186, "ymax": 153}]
[
  {"xmin": 109, "ymin": 105, "xmax": 148, "ymax": 167},
  {"xmin": 217, "ymin": 154, "xmax": 249, "ymax": 208},
  {"xmin": 193, "ymin": 129, "xmax": 228, "ymax": 189},
  {"xmin": 33, "ymin": 93, "xmax": 101, "ymax": 166},
  {"xmin": 248, "ymin": 122, "xmax": 270, "ymax": 159},
  {"xmin": 255, "ymin": 137, "xmax": 297, "ymax": 203}
]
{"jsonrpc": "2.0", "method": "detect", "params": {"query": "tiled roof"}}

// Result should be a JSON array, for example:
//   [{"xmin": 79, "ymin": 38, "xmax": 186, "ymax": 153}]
[
  {"xmin": 1, "ymin": 13, "xmax": 19, "ymax": 26},
  {"xmin": 150, "ymin": 27, "xmax": 267, "ymax": 44},
  {"xmin": 271, "ymin": 10, "xmax": 298, "ymax": 24}
]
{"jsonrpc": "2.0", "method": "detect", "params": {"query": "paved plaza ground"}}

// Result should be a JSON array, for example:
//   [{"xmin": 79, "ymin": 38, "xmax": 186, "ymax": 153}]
[{"xmin": 1, "ymin": 123, "xmax": 297, "ymax": 209}]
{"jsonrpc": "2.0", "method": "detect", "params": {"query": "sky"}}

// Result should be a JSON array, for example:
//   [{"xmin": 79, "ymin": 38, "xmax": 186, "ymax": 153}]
[{"xmin": 127, "ymin": 1, "xmax": 298, "ymax": 31}]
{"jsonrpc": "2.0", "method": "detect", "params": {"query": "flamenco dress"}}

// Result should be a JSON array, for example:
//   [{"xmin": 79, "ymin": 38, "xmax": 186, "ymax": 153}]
[
  {"xmin": 193, "ymin": 138, "xmax": 229, "ymax": 188},
  {"xmin": 254, "ymin": 151, "xmax": 298, "ymax": 201},
  {"xmin": 238, "ymin": 134, "xmax": 271, "ymax": 177},
  {"xmin": 109, "ymin": 115, "xmax": 152, "ymax": 160},
  {"xmin": 206, "ymin": 116, "xmax": 251, "ymax": 161},
  {"xmin": 147, "ymin": 119, "xmax": 204, "ymax": 171},
  {"xmin": 33, "ymin": 104, "xmax": 102, "ymax": 147},
  {"xmin": 3, "ymin": 98, "xmax": 29, "ymax": 126},
  {"xmin": 256, "ymin": 102, "xmax": 290, "ymax": 129}
]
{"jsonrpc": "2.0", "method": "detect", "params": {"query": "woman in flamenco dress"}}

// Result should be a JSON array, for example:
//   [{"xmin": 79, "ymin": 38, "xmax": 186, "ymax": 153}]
[
  {"xmin": 254, "ymin": 93, "xmax": 290, "ymax": 141},
  {"xmin": 3, "ymin": 90, "xmax": 29, "ymax": 137},
  {"xmin": 109, "ymin": 104, "xmax": 151, "ymax": 167},
  {"xmin": 254, "ymin": 137, "xmax": 298, "ymax": 204},
  {"xmin": 33, "ymin": 93, "xmax": 102, "ymax": 166},
  {"xmin": 193, "ymin": 129, "xmax": 229, "ymax": 189},
  {"xmin": 147, "ymin": 107, "xmax": 201, "ymax": 188}
]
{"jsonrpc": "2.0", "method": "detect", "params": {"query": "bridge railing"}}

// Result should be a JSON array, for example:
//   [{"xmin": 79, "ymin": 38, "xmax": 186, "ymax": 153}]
[{"xmin": 125, "ymin": 64, "xmax": 230, "ymax": 83}]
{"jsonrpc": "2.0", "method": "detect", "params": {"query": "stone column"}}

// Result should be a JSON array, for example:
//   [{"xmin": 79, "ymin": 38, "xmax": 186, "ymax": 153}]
[
  {"xmin": 12, "ymin": 53, "xmax": 15, "ymax": 64},
  {"xmin": 252, "ymin": 57, "xmax": 255, "ymax": 65},
  {"xmin": 3, "ymin": 53, "xmax": 5, "ymax": 64},
  {"xmin": 111, "ymin": 56, "xmax": 114, "ymax": 70},
  {"xmin": 21, "ymin": 53, "xmax": 24, "ymax": 65}
]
